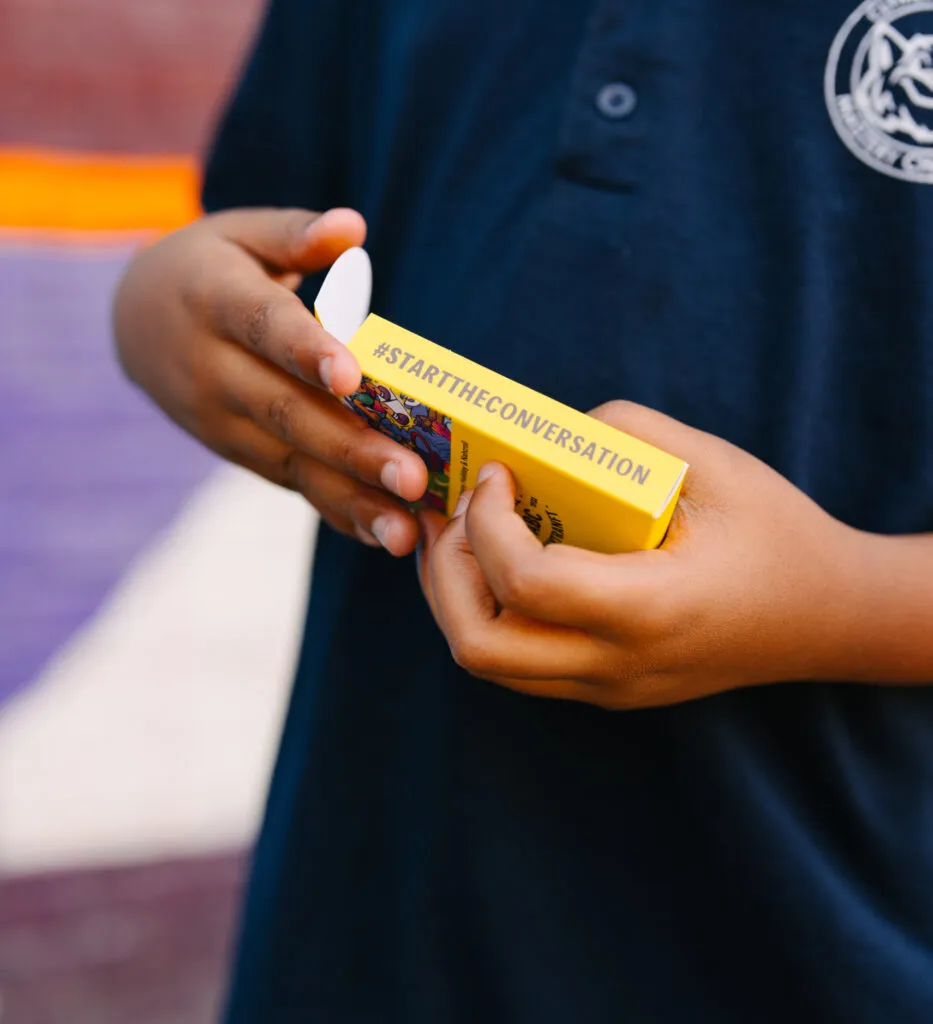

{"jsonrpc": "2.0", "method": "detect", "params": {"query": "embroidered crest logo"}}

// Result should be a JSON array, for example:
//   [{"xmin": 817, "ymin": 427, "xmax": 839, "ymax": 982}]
[{"xmin": 826, "ymin": 1, "xmax": 933, "ymax": 182}]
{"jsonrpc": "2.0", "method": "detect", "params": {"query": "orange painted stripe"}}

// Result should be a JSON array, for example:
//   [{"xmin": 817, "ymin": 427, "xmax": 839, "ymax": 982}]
[{"xmin": 0, "ymin": 147, "xmax": 202, "ymax": 237}]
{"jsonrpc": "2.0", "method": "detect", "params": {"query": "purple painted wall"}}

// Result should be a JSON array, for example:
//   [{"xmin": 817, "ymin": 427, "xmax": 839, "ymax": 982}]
[{"xmin": 0, "ymin": 244, "xmax": 217, "ymax": 706}]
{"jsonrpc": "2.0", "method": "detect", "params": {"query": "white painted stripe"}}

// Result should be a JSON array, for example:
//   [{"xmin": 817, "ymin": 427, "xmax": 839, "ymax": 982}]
[{"xmin": 0, "ymin": 466, "xmax": 317, "ymax": 875}]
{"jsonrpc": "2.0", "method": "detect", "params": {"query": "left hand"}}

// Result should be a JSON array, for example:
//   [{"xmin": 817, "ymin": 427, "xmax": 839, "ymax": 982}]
[{"xmin": 417, "ymin": 400, "xmax": 862, "ymax": 710}]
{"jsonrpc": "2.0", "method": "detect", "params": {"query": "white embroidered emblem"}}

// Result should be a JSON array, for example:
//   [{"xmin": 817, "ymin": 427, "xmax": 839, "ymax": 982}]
[{"xmin": 826, "ymin": 0, "xmax": 933, "ymax": 182}]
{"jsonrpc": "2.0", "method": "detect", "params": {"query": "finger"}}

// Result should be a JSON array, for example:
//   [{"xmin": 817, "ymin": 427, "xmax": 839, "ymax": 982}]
[
  {"xmin": 204, "ymin": 256, "xmax": 362, "ymax": 396},
  {"xmin": 463, "ymin": 463, "xmax": 668, "ymax": 633},
  {"xmin": 217, "ymin": 416, "xmax": 420, "ymax": 556},
  {"xmin": 216, "ymin": 343, "xmax": 428, "ymax": 502},
  {"xmin": 422, "ymin": 506, "xmax": 603, "ymax": 680},
  {"xmin": 202, "ymin": 207, "xmax": 368, "ymax": 395},
  {"xmin": 296, "ymin": 456, "xmax": 420, "ymax": 556},
  {"xmin": 420, "ymin": 515, "xmax": 643, "ymax": 706},
  {"xmin": 417, "ymin": 505, "xmax": 494, "ymax": 624},
  {"xmin": 212, "ymin": 207, "xmax": 367, "ymax": 276}
]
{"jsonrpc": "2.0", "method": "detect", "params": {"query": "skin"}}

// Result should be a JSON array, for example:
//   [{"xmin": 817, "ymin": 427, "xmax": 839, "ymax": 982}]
[
  {"xmin": 116, "ymin": 207, "xmax": 933, "ymax": 710},
  {"xmin": 113, "ymin": 208, "xmax": 427, "ymax": 555},
  {"xmin": 418, "ymin": 401, "xmax": 933, "ymax": 709}
]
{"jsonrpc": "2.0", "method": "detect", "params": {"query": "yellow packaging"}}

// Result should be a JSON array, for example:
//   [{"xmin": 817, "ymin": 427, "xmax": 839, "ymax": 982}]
[{"xmin": 315, "ymin": 251, "xmax": 688, "ymax": 554}]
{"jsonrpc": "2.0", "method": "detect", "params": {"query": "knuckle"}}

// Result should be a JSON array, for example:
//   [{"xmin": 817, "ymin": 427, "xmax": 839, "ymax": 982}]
[
  {"xmin": 240, "ymin": 296, "xmax": 275, "ymax": 352},
  {"xmin": 279, "ymin": 334, "xmax": 301, "ymax": 376},
  {"xmin": 277, "ymin": 448, "xmax": 304, "ymax": 491},
  {"xmin": 334, "ymin": 427, "xmax": 368, "ymax": 478},
  {"xmin": 266, "ymin": 394, "xmax": 302, "ymax": 444},
  {"xmin": 275, "ymin": 292, "xmax": 316, "ymax": 374}
]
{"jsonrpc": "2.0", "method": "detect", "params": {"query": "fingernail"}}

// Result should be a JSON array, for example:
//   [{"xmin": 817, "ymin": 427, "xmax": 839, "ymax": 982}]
[
  {"xmin": 380, "ymin": 461, "xmax": 402, "ymax": 496},
  {"xmin": 319, "ymin": 356, "xmax": 334, "ymax": 393},
  {"xmin": 370, "ymin": 515, "xmax": 393, "ymax": 550},
  {"xmin": 452, "ymin": 490, "xmax": 473, "ymax": 519},
  {"xmin": 477, "ymin": 463, "xmax": 497, "ymax": 485}
]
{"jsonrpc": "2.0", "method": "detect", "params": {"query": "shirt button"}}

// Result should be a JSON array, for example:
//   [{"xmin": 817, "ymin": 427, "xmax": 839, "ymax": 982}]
[{"xmin": 595, "ymin": 81, "xmax": 638, "ymax": 120}]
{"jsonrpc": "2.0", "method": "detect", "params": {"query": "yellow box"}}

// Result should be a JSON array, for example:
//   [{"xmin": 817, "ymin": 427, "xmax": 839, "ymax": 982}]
[{"xmin": 338, "ymin": 313, "xmax": 687, "ymax": 554}]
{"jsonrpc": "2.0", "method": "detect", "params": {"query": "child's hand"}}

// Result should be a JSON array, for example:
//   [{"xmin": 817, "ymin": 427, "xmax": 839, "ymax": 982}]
[
  {"xmin": 417, "ymin": 400, "xmax": 866, "ymax": 709},
  {"xmin": 113, "ymin": 208, "xmax": 427, "ymax": 555}
]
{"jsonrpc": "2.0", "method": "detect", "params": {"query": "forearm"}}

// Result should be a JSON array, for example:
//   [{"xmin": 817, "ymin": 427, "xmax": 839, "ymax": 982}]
[{"xmin": 817, "ymin": 527, "xmax": 933, "ymax": 685}]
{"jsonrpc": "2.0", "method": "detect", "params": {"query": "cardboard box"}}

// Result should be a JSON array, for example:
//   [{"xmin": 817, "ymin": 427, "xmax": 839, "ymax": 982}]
[{"xmin": 315, "ymin": 249, "xmax": 687, "ymax": 553}]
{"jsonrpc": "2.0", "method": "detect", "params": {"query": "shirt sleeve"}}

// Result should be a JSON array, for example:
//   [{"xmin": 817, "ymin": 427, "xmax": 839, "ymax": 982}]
[{"xmin": 201, "ymin": 0, "xmax": 348, "ymax": 215}]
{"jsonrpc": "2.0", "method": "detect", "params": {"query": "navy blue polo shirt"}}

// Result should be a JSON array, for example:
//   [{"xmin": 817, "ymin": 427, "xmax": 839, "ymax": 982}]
[{"xmin": 204, "ymin": 2, "xmax": 933, "ymax": 1020}]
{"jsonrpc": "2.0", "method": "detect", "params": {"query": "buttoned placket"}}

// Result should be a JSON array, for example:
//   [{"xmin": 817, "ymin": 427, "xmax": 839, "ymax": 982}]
[{"xmin": 554, "ymin": 0, "xmax": 654, "ymax": 191}]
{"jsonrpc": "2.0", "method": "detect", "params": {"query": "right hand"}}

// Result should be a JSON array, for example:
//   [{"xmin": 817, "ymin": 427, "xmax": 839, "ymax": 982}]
[{"xmin": 113, "ymin": 207, "xmax": 427, "ymax": 555}]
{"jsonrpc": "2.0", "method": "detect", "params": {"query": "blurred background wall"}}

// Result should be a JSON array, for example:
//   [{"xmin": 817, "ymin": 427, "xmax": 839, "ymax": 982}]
[{"xmin": 0, "ymin": 2, "xmax": 319, "ymax": 1020}]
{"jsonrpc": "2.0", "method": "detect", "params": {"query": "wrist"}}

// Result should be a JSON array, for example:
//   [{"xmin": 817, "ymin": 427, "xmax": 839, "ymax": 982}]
[
  {"xmin": 760, "ymin": 514, "xmax": 861, "ymax": 684},
  {"xmin": 792, "ymin": 522, "xmax": 933, "ymax": 684}
]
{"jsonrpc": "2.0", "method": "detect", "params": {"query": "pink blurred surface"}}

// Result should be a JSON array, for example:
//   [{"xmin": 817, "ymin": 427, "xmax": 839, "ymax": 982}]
[
  {"xmin": 0, "ymin": 853, "xmax": 247, "ymax": 1024},
  {"xmin": 0, "ymin": 0, "xmax": 262, "ymax": 153}
]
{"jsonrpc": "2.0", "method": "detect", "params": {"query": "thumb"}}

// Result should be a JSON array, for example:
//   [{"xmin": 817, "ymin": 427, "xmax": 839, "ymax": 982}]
[{"xmin": 211, "ymin": 206, "xmax": 367, "ymax": 275}]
